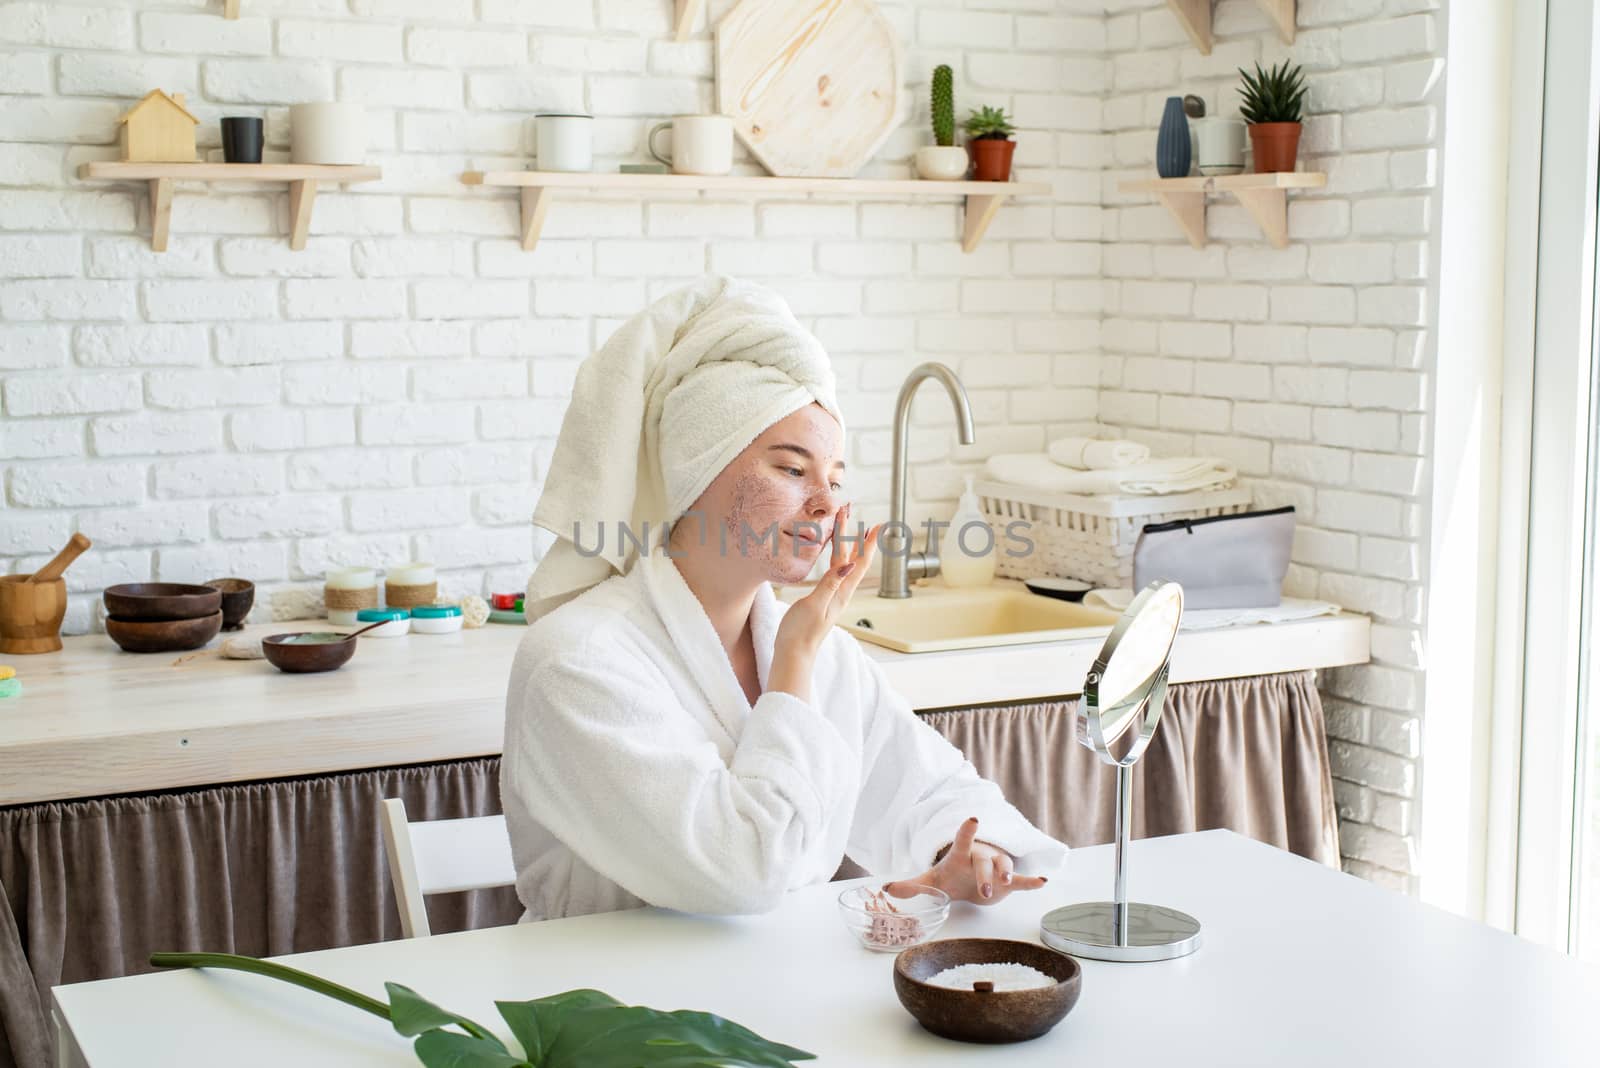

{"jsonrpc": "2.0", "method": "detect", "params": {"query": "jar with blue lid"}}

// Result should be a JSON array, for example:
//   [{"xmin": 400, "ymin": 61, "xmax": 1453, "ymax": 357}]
[
  {"xmin": 410, "ymin": 603, "xmax": 463, "ymax": 635},
  {"xmin": 356, "ymin": 607, "xmax": 410, "ymax": 637}
]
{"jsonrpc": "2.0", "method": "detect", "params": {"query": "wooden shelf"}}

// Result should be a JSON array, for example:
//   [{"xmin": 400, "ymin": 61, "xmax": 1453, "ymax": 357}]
[
  {"xmin": 1119, "ymin": 171, "xmax": 1326, "ymax": 249},
  {"xmin": 1166, "ymin": 0, "xmax": 1295, "ymax": 53},
  {"xmin": 673, "ymin": 0, "xmax": 704, "ymax": 41},
  {"xmin": 76, "ymin": 161, "xmax": 382, "ymax": 252},
  {"xmin": 460, "ymin": 171, "xmax": 1052, "ymax": 253}
]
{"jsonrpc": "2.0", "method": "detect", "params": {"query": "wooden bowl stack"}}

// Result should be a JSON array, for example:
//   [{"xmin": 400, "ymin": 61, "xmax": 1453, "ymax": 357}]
[{"xmin": 103, "ymin": 583, "xmax": 224, "ymax": 653}]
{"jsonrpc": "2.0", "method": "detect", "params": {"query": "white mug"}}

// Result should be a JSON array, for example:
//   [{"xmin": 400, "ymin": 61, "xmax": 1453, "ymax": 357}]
[
  {"xmin": 535, "ymin": 113, "xmax": 593, "ymax": 173},
  {"xmin": 648, "ymin": 115, "xmax": 733, "ymax": 176},
  {"xmin": 1192, "ymin": 117, "xmax": 1246, "ymax": 176},
  {"xmin": 289, "ymin": 103, "xmax": 367, "ymax": 165}
]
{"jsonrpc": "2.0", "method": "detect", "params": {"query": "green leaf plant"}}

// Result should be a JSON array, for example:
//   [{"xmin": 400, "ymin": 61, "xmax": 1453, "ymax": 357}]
[
  {"xmin": 151, "ymin": 952, "xmax": 816, "ymax": 1068},
  {"xmin": 962, "ymin": 105, "xmax": 1016, "ymax": 142},
  {"xmin": 1235, "ymin": 60, "xmax": 1307, "ymax": 125}
]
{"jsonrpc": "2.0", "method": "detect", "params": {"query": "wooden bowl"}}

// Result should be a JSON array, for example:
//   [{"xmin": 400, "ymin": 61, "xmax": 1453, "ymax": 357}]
[
  {"xmin": 103, "ymin": 583, "xmax": 221, "ymax": 622},
  {"xmin": 261, "ymin": 631, "xmax": 358, "ymax": 674},
  {"xmin": 0, "ymin": 575, "xmax": 67, "ymax": 655},
  {"xmin": 204, "ymin": 578, "xmax": 255, "ymax": 631},
  {"xmin": 105, "ymin": 611, "xmax": 223, "ymax": 654},
  {"xmin": 892, "ymin": 938, "xmax": 1082, "ymax": 1044}
]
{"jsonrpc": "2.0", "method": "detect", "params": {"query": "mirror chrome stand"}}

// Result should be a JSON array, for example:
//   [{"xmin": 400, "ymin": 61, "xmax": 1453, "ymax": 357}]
[{"xmin": 1041, "ymin": 581, "xmax": 1201, "ymax": 962}]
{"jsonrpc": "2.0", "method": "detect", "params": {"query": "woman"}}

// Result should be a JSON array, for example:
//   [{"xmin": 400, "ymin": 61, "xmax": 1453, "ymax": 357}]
[{"xmin": 502, "ymin": 276, "xmax": 1065, "ymax": 921}]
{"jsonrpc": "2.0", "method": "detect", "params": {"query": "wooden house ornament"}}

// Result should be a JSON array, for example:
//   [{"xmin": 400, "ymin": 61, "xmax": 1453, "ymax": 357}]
[{"xmin": 118, "ymin": 90, "xmax": 198, "ymax": 163}]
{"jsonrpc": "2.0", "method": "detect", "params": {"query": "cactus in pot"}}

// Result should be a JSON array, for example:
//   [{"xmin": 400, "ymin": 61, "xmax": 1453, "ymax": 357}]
[
  {"xmin": 964, "ymin": 105, "xmax": 1017, "ymax": 182},
  {"xmin": 916, "ymin": 64, "xmax": 969, "ymax": 180}
]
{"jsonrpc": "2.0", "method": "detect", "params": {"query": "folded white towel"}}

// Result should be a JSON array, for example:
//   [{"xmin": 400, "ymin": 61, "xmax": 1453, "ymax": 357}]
[
  {"xmin": 984, "ymin": 453, "xmax": 1238, "ymax": 496},
  {"xmin": 1048, "ymin": 436, "xmax": 1150, "ymax": 470},
  {"xmin": 526, "ymin": 276, "xmax": 842, "ymax": 623},
  {"xmin": 1085, "ymin": 588, "xmax": 1341, "ymax": 630}
]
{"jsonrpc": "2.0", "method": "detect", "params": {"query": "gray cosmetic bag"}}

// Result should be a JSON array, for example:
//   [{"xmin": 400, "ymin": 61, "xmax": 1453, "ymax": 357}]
[{"xmin": 1132, "ymin": 506, "xmax": 1295, "ymax": 610}]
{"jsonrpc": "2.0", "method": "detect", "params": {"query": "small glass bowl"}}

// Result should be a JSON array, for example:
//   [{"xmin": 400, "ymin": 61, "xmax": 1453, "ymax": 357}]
[{"xmin": 837, "ymin": 884, "xmax": 950, "ymax": 952}]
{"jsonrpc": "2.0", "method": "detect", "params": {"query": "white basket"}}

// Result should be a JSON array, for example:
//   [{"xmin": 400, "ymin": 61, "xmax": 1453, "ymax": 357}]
[{"xmin": 975, "ymin": 480, "xmax": 1253, "ymax": 588}]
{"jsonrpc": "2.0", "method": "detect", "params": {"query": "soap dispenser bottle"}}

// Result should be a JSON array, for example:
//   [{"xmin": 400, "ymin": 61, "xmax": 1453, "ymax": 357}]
[{"xmin": 940, "ymin": 476, "xmax": 997, "ymax": 588}]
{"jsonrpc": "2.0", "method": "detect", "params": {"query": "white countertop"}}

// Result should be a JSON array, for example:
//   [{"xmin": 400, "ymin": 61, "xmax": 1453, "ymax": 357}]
[
  {"xmin": 0, "ymin": 608, "xmax": 1368, "ymax": 806},
  {"xmin": 52, "ymin": 830, "xmax": 1599, "ymax": 1067}
]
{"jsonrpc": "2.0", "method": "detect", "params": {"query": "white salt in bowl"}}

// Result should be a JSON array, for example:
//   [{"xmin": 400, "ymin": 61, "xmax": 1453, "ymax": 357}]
[
  {"xmin": 893, "ymin": 938, "xmax": 1083, "ymax": 1043},
  {"xmin": 836, "ymin": 884, "xmax": 949, "ymax": 952}
]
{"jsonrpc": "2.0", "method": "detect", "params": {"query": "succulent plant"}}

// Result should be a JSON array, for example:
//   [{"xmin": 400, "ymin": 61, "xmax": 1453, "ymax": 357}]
[
  {"xmin": 1236, "ymin": 60, "xmax": 1307, "ymax": 125},
  {"xmin": 931, "ymin": 64, "xmax": 955, "ymax": 147},
  {"xmin": 963, "ymin": 105, "xmax": 1015, "ymax": 141}
]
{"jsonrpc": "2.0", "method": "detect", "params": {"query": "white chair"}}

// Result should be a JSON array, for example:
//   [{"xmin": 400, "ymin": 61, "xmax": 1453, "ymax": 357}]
[{"xmin": 380, "ymin": 798, "xmax": 518, "ymax": 938}]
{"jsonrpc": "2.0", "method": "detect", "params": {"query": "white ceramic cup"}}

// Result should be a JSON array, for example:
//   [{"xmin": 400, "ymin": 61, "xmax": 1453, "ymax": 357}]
[
  {"xmin": 289, "ymin": 103, "xmax": 367, "ymax": 165},
  {"xmin": 648, "ymin": 115, "xmax": 734, "ymax": 176},
  {"xmin": 535, "ymin": 113, "xmax": 593, "ymax": 173},
  {"xmin": 1193, "ymin": 117, "xmax": 1246, "ymax": 176}
]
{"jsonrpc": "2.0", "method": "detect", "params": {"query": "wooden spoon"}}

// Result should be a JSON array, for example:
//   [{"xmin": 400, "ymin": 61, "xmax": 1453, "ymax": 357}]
[
  {"xmin": 28, "ymin": 533, "xmax": 92, "ymax": 584},
  {"xmin": 343, "ymin": 619, "xmax": 390, "ymax": 640}
]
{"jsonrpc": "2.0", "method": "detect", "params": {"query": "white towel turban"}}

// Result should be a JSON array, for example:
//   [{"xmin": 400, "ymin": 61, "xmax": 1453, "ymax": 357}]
[{"xmin": 526, "ymin": 275, "xmax": 843, "ymax": 623}]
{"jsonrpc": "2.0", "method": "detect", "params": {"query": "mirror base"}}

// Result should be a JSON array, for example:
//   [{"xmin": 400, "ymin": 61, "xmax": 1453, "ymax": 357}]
[{"xmin": 1040, "ymin": 901, "xmax": 1202, "ymax": 962}]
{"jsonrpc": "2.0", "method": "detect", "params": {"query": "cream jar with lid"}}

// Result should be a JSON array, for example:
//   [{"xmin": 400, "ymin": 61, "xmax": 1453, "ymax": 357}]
[
  {"xmin": 410, "ymin": 604, "xmax": 463, "ymax": 635},
  {"xmin": 325, "ymin": 567, "xmax": 377, "ymax": 626},
  {"xmin": 356, "ymin": 607, "xmax": 410, "ymax": 637}
]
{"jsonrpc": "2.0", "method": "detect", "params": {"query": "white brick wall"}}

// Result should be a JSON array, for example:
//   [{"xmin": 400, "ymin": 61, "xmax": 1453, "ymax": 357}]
[
  {"xmin": 1, "ymin": 0, "xmax": 1441, "ymax": 890},
  {"xmin": 0, "ymin": 0, "xmax": 1102, "ymax": 625},
  {"xmin": 1099, "ymin": 0, "xmax": 1441, "ymax": 891}
]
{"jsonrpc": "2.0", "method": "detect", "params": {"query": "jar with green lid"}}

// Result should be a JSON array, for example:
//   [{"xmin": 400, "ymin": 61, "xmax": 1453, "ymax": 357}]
[
  {"xmin": 410, "ymin": 603, "xmax": 463, "ymax": 635},
  {"xmin": 355, "ymin": 607, "xmax": 410, "ymax": 637}
]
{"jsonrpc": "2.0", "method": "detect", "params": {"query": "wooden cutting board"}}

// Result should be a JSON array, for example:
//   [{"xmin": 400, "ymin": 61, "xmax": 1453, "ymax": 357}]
[{"xmin": 715, "ymin": 0, "xmax": 903, "ymax": 178}]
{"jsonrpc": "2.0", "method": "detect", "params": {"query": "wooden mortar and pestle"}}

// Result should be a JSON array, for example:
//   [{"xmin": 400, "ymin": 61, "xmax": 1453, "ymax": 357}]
[{"xmin": 0, "ymin": 533, "xmax": 92, "ymax": 654}]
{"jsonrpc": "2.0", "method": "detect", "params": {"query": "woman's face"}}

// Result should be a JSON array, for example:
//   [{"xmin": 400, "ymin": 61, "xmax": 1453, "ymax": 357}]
[{"xmin": 681, "ymin": 404, "xmax": 846, "ymax": 585}]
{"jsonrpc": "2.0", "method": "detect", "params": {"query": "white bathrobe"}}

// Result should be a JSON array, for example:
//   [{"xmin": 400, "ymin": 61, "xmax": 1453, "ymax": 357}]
[{"xmin": 501, "ymin": 548, "xmax": 1068, "ymax": 921}]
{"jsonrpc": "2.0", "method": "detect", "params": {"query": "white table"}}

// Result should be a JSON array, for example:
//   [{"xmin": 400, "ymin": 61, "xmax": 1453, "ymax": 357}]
[{"xmin": 55, "ymin": 830, "xmax": 1593, "ymax": 1067}]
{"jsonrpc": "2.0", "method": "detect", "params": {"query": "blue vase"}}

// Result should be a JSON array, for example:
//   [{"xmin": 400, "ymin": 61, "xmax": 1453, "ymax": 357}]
[{"xmin": 1156, "ymin": 96, "xmax": 1191, "ymax": 178}]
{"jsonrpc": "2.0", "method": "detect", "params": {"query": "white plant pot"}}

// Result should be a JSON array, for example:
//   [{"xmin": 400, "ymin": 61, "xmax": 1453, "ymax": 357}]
[
  {"xmin": 1192, "ymin": 117, "xmax": 1247, "ymax": 176},
  {"xmin": 289, "ymin": 103, "xmax": 367, "ymax": 166},
  {"xmin": 916, "ymin": 145, "xmax": 970, "ymax": 181}
]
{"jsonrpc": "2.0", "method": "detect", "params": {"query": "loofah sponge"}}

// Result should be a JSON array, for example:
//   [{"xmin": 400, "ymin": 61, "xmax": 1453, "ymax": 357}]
[
  {"xmin": 458, "ymin": 594, "xmax": 490, "ymax": 629},
  {"xmin": 220, "ymin": 636, "xmax": 265, "ymax": 660}
]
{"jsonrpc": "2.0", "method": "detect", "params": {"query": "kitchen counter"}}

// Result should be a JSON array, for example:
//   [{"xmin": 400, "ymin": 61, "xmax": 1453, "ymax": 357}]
[{"xmin": 0, "ymin": 611, "xmax": 1368, "ymax": 806}]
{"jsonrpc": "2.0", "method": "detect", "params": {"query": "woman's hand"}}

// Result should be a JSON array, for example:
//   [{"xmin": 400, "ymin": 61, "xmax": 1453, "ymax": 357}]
[
  {"xmin": 883, "ymin": 816, "xmax": 1048, "ymax": 906},
  {"xmin": 767, "ymin": 505, "xmax": 879, "ymax": 703}
]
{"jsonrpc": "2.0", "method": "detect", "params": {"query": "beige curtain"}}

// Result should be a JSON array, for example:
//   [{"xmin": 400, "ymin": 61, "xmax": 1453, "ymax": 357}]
[
  {"xmin": 0, "ymin": 757, "xmax": 519, "ymax": 1068},
  {"xmin": 922, "ymin": 670, "xmax": 1340, "ymax": 865}
]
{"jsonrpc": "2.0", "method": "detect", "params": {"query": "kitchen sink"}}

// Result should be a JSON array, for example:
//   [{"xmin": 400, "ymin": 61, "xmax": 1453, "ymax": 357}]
[{"xmin": 797, "ymin": 582, "xmax": 1122, "ymax": 654}]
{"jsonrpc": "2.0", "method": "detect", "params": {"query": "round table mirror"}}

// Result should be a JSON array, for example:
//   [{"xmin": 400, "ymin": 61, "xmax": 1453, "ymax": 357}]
[{"xmin": 1041, "ymin": 580, "xmax": 1201, "ymax": 962}]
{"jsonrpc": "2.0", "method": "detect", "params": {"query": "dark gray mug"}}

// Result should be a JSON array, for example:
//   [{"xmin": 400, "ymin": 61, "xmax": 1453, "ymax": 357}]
[{"xmin": 221, "ymin": 117, "xmax": 263, "ymax": 164}]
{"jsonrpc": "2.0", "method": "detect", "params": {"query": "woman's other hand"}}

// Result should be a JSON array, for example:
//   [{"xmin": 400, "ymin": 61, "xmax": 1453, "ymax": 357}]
[
  {"xmin": 882, "ymin": 816, "xmax": 1048, "ymax": 906},
  {"xmin": 767, "ymin": 506, "xmax": 879, "ymax": 703}
]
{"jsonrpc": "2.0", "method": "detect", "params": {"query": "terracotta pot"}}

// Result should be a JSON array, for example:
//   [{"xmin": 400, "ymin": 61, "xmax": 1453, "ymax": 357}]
[
  {"xmin": 1248, "ymin": 121, "xmax": 1301, "ymax": 173},
  {"xmin": 970, "ymin": 138, "xmax": 1016, "ymax": 182}
]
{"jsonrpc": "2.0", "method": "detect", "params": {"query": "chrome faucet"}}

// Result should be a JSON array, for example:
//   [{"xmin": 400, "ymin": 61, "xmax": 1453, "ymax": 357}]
[{"xmin": 878, "ymin": 362, "xmax": 976, "ymax": 599}]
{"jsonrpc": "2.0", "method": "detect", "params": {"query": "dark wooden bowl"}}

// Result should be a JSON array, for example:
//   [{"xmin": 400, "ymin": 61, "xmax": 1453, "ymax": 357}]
[
  {"xmin": 204, "ymin": 578, "xmax": 255, "ymax": 631},
  {"xmin": 262, "ymin": 631, "xmax": 357, "ymax": 674},
  {"xmin": 105, "ymin": 611, "xmax": 223, "ymax": 653},
  {"xmin": 893, "ymin": 938, "xmax": 1082, "ymax": 1044},
  {"xmin": 103, "ymin": 583, "xmax": 221, "ymax": 622}
]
